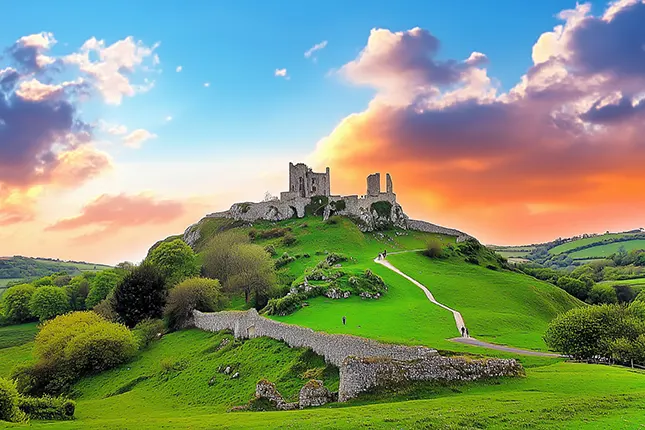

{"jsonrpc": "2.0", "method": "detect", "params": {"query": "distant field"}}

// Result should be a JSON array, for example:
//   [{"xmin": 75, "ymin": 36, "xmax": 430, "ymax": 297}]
[
  {"xmin": 569, "ymin": 239, "xmax": 645, "ymax": 259},
  {"xmin": 549, "ymin": 233, "xmax": 638, "ymax": 255},
  {"xmin": 0, "ymin": 278, "xmax": 22, "ymax": 288},
  {"xmin": 490, "ymin": 246, "xmax": 535, "ymax": 259},
  {"xmin": 30, "ymin": 258, "xmax": 112, "ymax": 272}
]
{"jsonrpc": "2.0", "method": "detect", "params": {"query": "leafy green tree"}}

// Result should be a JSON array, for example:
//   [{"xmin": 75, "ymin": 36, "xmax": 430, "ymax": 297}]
[
  {"xmin": 52, "ymin": 274, "xmax": 72, "ymax": 287},
  {"xmin": 32, "ymin": 276, "xmax": 53, "ymax": 288},
  {"xmin": 226, "ymin": 244, "xmax": 277, "ymax": 306},
  {"xmin": 202, "ymin": 230, "xmax": 249, "ymax": 283},
  {"xmin": 147, "ymin": 239, "xmax": 199, "ymax": 286},
  {"xmin": 85, "ymin": 271, "xmax": 121, "ymax": 309},
  {"xmin": 556, "ymin": 276, "xmax": 591, "ymax": 301},
  {"xmin": 544, "ymin": 304, "xmax": 644, "ymax": 360},
  {"xmin": 628, "ymin": 300, "xmax": 645, "ymax": 320},
  {"xmin": 65, "ymin": 276, "xmax": 90, "ymax": 311},
  {"xmin": 1, "ymin": 284, "xmax": 36, "ymax": 323},
  {"xmin": 29, "ymin": 286, "xmax": 70, "ymax": 322},
  {"xmin": 587, "ymin": 284, "xmax": 618, "ymax": 305},
  {"xmin": 0, "ymin": 378, "xmax": 26, "ymax": 423},
  {"xmin": 113, "ymin": 264, "xmax": 167, "ymax": 327},
  {"xmin": 164, "ymin": 277, "xmax": 226, "ymax": 330}
]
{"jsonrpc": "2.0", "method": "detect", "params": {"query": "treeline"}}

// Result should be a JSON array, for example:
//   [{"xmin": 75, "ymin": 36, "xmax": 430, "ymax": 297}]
[{"xmin": 0, "ymin": 256, "xmax": 105, "ymax": 280}]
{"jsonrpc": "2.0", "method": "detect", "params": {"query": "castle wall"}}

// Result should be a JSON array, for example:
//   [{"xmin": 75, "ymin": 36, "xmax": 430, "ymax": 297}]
[
  {"xmin": 193, "ymin": 309, "xmax": 523, "ymax": 402},
  {"xmin": 193, "ymin": 309, "xmax": 437, "ymax": 368},
  {"xmin": 338, "ymin": 355, "xmax": 523, "ymax": 401},
  {"xmin": 386, "ymin": 173, "xmax": 393, "ymax": 193}
]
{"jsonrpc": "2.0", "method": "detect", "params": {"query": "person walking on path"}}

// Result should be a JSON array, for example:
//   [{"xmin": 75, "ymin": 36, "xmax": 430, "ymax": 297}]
[
  {"xmin": 342, "ymin": 316, "xmax": 346, "ymax": 325},
  {"xmin": 383, "ymin": 249, "xmax": 387, "ymax": 258},
  {"xmin": 465, "ymin": 327, "xmax": 469, "ymax": 338},
  {"xmin": 461, "ymin": 326, "xmax": 465, "ymax": 337}
]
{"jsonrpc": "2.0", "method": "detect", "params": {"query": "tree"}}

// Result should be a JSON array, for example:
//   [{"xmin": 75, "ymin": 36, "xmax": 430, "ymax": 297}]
[
  {"xmin": 587, "ymin": 284, "xmax": 618, "ymax": 305},
  {"xmin": 164, "ymin": 277, "xmax": 226, "ymax": 330},
  {"xmin": 226, "ymin": 244, "xmax": 277, "ymax": 306},
  {"xmin": 556, "ymin": 276, "xmax": 591, "ymax": 301},
  {"xmin": 202, "ymin": 230, "xmax": 249, "ymax": 283},
  {"xmin": 423, "ymin": 240, "xmax": 444, "ymax": 259},
  {"xmin": 113, "ymin": 264, "xmax": 167, "ymax": 328},
  {"xmin": 65, "ymin": 276, "xmax": 90, "ymax": 311},
  {"xmin": 544, "ymin": 304, "xmax": 644, "ymax": 360},
  {"xmin": 85, "ymin": 271, "xmax": 121, "ymax": 309},
  {"xmin": 29, "ymin": 286, "xmax": 70, "ymax": 322},
  {"xmin": 147, "ymin": 239, "xmax": 199, "ymax": 287},
  {"xmin": 1, "ymin": 284, "xmax": 36, "ymax": 323}
]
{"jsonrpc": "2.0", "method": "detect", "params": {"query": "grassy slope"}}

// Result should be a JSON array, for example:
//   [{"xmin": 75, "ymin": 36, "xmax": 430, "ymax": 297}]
[
  {"xmin": 569, "ymin": 239, "xmax": 645, "ymax": 259},
  {"xmin": 1, "ymin": 324, "xmax": 643, "ymax": 429},
  {"xmin": 388, "ymin": 253, "xmax": 583, "ymax": 351},
  {"xmin": 245, "ymin": 216, "xmax": 580, "ymax": 352},
  {"xmin": 549, "ymin": 232, "xmax": 638, "ymax": 254},
  {"xmin": 0, "ymin": 323, "xmax": 38, "ymax": 379}
]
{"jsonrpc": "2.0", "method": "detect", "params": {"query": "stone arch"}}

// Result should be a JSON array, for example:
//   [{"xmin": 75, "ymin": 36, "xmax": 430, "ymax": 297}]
[{"xmin": 247, "ymin": 325, "xmax": 256, "ymax": 338}]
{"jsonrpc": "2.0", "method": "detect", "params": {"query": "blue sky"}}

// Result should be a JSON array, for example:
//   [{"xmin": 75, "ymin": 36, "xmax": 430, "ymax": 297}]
[{"xmin": 1, "ymin": 0, "xmax": 608, "ymax": 164}]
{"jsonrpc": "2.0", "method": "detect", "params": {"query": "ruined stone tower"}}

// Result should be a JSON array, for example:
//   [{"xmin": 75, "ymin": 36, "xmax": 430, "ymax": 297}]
[
  {"xmin": 366, "ymin": 173, "xmax": 381, "ymax": 197},
  {"xmin": 285, "ymin": 162, "xmax": 330, "ymax": 199},
  {"xmin": 386, "ymin": 173, "xmax": 393, "ymax": 193}
]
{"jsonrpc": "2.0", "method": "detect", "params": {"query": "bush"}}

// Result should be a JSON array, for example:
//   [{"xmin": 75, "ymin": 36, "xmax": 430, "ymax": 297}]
[
  {"xmin": 275, "ymin": 253, "xmax": 296, "ymax": 269},
  {"xmin": 1, "ymin": 284, "xmax": 36, "ymax": 324},
  {"xmin": 264, "ymin": 245, "xmax": 277, "ymax": 257},
  {"xmin": 544, "ymin": 304, "xmax": 645, "ymax": 361},
  {"xmin": 164, "ymin": 278, "xmax": 226, "ymax": 331},
  {"xmin": 17, "ymin": 395, "xmax": 75, "ymax": 420},
  {"xmin": 202, "ymin": 230, "xmax": 250, "ymax": 283},
  {"xmin": 587, "ymin": 284, "xmax": 618, "ymax": 305},
  {"xmin": 85, "ymin": 271, "xmax": 122, "ymax": 309},
  {"xmin": 370, "ymin": 201, "xmax": 393, "ymax": 217},
  {"xmin": 282, "ymin": 233, "xmax": 297, "ymax": 247},
  {"xmin": 423, "ymin": 240, "xmax": 444, "ymax": 259},
  {"xmin": 557, "ymin": 276, "xmax": 591, "ymax": 301},
  {"xmin": 0, "ymin": 378, "xmax": 25, "ymax": 423},
  {"xmin": 465, "ymin": 256, "xmax": 480, "ymax": 265},
  {"xmin": 133, "ymin": 319, "xmax": 165, "ymax": 349},
  {"xmin": 146, "ymin": 239, "xmax": 200, "ymax": 287},
  {"xmin": 250, "ymin": 228, "xmax": 291, "ymax": 240},
  {"xmin": 305, "ymin": 196, "xmax": 329, "ymax": 216},
  {"xmin": 15, "ymin": 312, "xmax": 137, "ymax": 395},
  {"xmin": 114, "ymin": 264, "xmax": 167, "ymax": 328},
  {"xmin": 92, "ymin": 293, "xmax": 119, "ymax": 323},
  {"xmin": 29, "ymin": 286, "xmax": 70, "ymax": 322}
]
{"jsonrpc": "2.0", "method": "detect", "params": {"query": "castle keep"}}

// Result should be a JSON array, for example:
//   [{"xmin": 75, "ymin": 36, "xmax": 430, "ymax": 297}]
[{"xmin": 197, "ymin": 161, "xmax": 471, "ymax": 240}]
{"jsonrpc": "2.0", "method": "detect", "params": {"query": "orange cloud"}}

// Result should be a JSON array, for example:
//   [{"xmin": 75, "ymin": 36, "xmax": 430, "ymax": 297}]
[
  {"xmin": 315, "ymin": 1, "xmax": 645, "ymax": 245},
  {"xmin": 47, "ymin": 193, "xmax": 187, "ymax": 243}
]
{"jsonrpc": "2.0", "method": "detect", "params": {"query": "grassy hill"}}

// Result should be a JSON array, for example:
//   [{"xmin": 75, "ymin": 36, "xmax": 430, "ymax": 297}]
[
  {"xmin": 189, "ymin": 215, "xmax": 581, "ymax": 352},
  {"xmin": 1, "ymin": 323, "xmax": 643, "ymax": 429},
  {"xmin": 0, "ymin": 256, "xmax": 112, "ymax": 290},
  {"xmin": 568, "ymin": 239, "xmax": 645, "ymax": 260},
  {"xmin": 548, "ymin": 232, "xmax": 640, "ymax": 255}
]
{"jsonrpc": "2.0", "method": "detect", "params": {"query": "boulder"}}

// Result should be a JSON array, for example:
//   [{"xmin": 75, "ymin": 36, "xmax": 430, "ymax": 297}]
[
  {"xmin": 255, "ymin": 379, "xmax": 285, "ymax": 406},
  {"xmin": 298, "ymin": 379, "xmax": 333, "ymax": 409}
]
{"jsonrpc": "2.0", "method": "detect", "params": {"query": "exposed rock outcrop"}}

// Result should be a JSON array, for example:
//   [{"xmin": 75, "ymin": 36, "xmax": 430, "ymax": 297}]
[{"xmin": 298, "ymin": 380, "xmax": 334, "ymax": 408}]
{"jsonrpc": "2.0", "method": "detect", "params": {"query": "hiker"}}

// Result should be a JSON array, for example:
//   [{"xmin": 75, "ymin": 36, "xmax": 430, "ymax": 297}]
[
  {"xmin": 377, "ymin": 253, "xmax": 383, "ymax": 260},
  {"xmin": 383, "ymin": 249, "xmax": 387, "ymax": 258},
  {"xmin": 466, "ymin": 328, "xmax": 469, "ymax": 338},
  {"xmin": 342, "ymin": 316, "xmax": 346, "ymax": 325},
  {"xmin": 461, "ymin": 326, "xmax": 465, "ymax": 337}
]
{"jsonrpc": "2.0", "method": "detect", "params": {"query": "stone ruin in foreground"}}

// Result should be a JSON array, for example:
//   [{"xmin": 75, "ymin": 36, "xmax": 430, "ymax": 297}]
[{"xmin": 188, "ymin": 162, "xmax": 473, "ymax": 241}]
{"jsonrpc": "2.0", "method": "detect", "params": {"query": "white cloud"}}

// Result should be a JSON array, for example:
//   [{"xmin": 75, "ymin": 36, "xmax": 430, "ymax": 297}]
[
  {"xmin": 274, "ymin": 68, "xmax": 289, "ymax": 79},
  {"xmin": 15, "ymin": 78, "xmax": 85, "ymax": 101},
  {"xmin": 64, "ymin": 36, "xmax": 159, "ymax": 105},
  {"xmin": 123, "ymin": 129, "xmax": 157, "ymax": 148},
  {"xmin": 176, "ymin": 65, "xmax": 183, "ymax": 72},
  {"xmin": 304, "ymin": 40, "xmax": 328, "ymax": 59},
  {"xmin": 15, "ymin": 32, "xmax": 57, "ymax": 68},
  {"xmin": 204, "ymin": 82, "xmax": 210, "ymax": 87}
]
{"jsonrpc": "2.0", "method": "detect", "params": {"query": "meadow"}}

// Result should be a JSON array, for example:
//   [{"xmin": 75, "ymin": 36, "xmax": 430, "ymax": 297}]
[
  {"xmin": 549, "ymin": 232, "xmax": 639, "ymax": 255},
  {"xmin": 1, "ymin": 324, "xmax": 643, "ymax": 429},
  {"xmin": 569, "ymin": 239, "xmax": 645, "ymax": 259}
]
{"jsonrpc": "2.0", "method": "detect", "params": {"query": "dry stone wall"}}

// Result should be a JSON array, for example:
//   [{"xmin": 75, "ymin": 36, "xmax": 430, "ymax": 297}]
[
  {"xmin": 193, "ymin": 309, "xmax": 437, "ymax": 367},
  {"xmin": 407, "ymin": 219, "xmax": 475, "ymax": 242},
  {"xmin": 338, "ymin": 355, "xmax": 524, "ymax": 401},
  {"xmin": 193, "ymin": 309, "xmax": 524, "ymax": 402}
]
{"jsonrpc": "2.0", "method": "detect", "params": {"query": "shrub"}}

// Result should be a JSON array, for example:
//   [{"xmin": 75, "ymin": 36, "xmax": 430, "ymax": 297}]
[
  {"xmin": 114, "ymin": 264, "xmax": 167, "ymax": 328},
  {"xmin": 587, "ymin": 284, "xmax": 618, "ymax": 305},
  {"xmin": 556, "ymin": 276, "xmax": 591, "ymax": 301},
  {"xmin": 544, "ymin": 304, "xmax": 645, "ymax": 360},
  {"xmin": 85, "ymin": 271, "xmax": 122, "ymax": 309},
  {"xmin": 146, "ymin": 239, "xmax": 200, "ymax": 287},
  {"xmin": 465, "ymin": 256, "xmax": 480, "ymax": 265},
  {"xmin": 250, "ymin": 227, "xmax": 291, "ymax": 240},
  {"xmin": 133, "ymin": 319, "xmax": 166, "ymax": 349},
  {"xmin": 29, "ymin": 286, "xmax": 70, "ymax": 322},
  {"xmin": 305, "ymin": 196, "xmax": 329, "ymax": 216},
  {"xmin": 330, "ymin": 199, "xmax": 346, "ymax": 211},
  {"xmin": 282, "ymin": 233, "xmax": 297, "ymax": 246},
  {"xmin": 264, "ymin": 245, "xmax": 277, "ymax": 257},
  {"xmin": 370, "ymin": 201, "xmax": 392, "ymax": 217},
  {"xmin": 423, "ymin": 240, "xmax": 444, "ymax": 259},
  {"xmin": 316, "ymin": 253, "xmax": 347, "ymax": 269},
  {"xmin": 17, "ymin": 395, "xmax": 75, "ymax": 420},
  {"xmin": 92, "ymin": 293, "xmax": 119, "ymax": 322},
  {"xmin": 159, "ymin": 357, "xmax": 187, "ymax": 374},
  {"xmin": 15, "ymin": 312, "xmax": 137, "ymax": 395},
  {"xmin": 1, "ymin": 284, "xmax": 36, "ymax": 324},
  {"xmin": 0, "ymin": 378, "xmax": 25, "ymax": 423},
  {"xmin": 275, "ymin": 253, "xmax": 296, "ymax": 269},
  {"xmin": 164, "ymin": 278, "xmax": 226, "ymax": 331}
]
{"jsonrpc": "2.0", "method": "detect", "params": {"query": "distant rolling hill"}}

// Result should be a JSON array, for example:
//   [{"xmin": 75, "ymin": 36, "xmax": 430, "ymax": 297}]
[{"xmin": 0, "ymin": 256, "xmax": 112, "ymax": 289}]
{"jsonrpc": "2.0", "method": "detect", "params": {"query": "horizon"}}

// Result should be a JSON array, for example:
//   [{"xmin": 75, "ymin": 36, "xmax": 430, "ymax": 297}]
[{"xmin": 2, "ymin": 0, "xmax": 645, "ymax": 264}]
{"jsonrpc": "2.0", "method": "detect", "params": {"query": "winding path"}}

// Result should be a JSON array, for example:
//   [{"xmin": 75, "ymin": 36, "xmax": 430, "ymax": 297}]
[{"xmin": 374, "ymin": 253, "xmax": 563, "ymax": 358}]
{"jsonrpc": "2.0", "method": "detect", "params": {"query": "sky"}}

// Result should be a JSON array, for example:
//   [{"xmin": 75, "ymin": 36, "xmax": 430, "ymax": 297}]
[{"xmin": 1, "ymin": 0, "xmax": 645, "ymax": 264}]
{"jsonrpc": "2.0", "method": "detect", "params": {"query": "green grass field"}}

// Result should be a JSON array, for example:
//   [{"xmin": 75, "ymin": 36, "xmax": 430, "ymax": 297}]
[
  {"xmin": 549, "ymin": 233, "xmax": 639, "ymax": 255},
  {"xmin": 568, "ymin": 239, "xmax": 645, "ymax": 260},
  {"xmin": 1, "ymin": 324, "xmax": 643, "ymax": 429},
  {"xmin": 246, "ymin": 216, "xmax": 581, "ymax": 352}
]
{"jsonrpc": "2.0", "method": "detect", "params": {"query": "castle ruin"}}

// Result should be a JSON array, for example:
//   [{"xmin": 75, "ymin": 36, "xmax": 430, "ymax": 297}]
[{"xmin": 198, "ymin": 161, "xmax": 472, "ymax": 240}]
